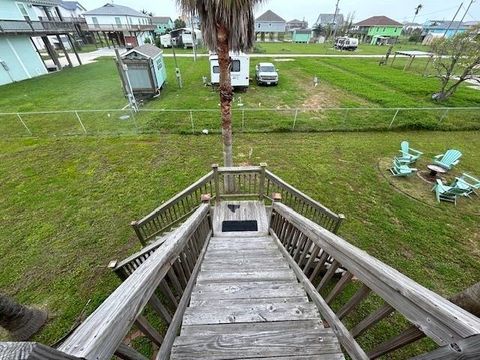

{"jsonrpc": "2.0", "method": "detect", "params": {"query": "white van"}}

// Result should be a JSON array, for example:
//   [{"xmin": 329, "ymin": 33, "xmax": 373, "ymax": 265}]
[{"xmin": 209, "ymin": 52, "xmax": 250, "ymax": 89}]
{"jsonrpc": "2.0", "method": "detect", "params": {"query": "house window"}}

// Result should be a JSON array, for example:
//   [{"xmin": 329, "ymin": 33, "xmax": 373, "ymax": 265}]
[
  {"xmin": 92, "ymin": 17, "xmax": 99, "ymax": 28},
  {"xmin": 231, "ymin": 60, "xmax": 241, "ymax": 72},
  {"xmin": 156, "ymin": 58, "xmax": 163, "ymax": 70},
  {"xmin": 16, "ymin": 2, "xmax": 29, "ymax": 17},
  {"xmin": 115, "ymin": 17, "xmax": 122, "ymax": 28}
]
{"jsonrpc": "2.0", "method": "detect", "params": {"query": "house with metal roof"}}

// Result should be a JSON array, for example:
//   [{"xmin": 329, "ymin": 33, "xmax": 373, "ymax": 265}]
[
  {"xmin": 351, "ymin": 16, "xmax": 403, "ymax": 44},
  {"xmin": 314, "ymin": 13, "xmax": 344, "ymax": 28},
  {"xmin": 255, "ymin": 10, "xmax": 286, "ymax": 41},
  {"xmin": 82, "ymin": 3, "xmax": 154, "ymax": 48},
  {"xmin": 422, "ymin": 20, "xmax": 469, "ymax": 39},
  {"xmin": 286, "ymin": 19, "xmax": 308, "ymax": 31},
  {"xmin": 152, "ymin": 16, "xmax": 173, "ymax": 35}
]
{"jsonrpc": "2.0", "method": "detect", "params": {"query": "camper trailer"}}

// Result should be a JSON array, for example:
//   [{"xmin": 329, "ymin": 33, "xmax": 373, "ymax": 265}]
[
  {"xmin": 334, "ymin": 37, "xmax": 358, "ymax": 51},
  {"xmin": 170, "ymin": 28, "xmax": 202, "ymax": 48},
  {"xmin": 160, "ymin": 34, "xmax": 172, "ymax": 48},
  {"xmin": 209, "ymin": 52, "xmax": 250, "ymax": 90}
]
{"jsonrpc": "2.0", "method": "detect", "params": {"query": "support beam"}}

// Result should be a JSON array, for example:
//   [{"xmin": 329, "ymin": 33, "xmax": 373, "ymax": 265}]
[
  {"xmin": 41, "ymin": 36, "xmax": 62, "ymax": 70},
  {"xmin": 56, "ymin": 34, "xmax": 72, "ymax": 67},
  {"xmin": 0, "ymin": 342, "xmax": 80, "ymax": 359},
  {"xmin": 67, "ymin": 33, "xmax": 82, "ymax": 65}
]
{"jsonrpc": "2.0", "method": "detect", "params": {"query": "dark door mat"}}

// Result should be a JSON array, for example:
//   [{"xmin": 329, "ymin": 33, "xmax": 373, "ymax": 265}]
[{"xmin": 222, "ymin": 220, "xmax": 258, "ymax": 232}]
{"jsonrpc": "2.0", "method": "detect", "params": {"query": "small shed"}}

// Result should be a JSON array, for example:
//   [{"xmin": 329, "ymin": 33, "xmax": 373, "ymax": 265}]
[
  {"xmin": 292, "ymin": 29, "xmax": 312, "ymax": 43},
  {"xmin": 118, "ymin": 44, "xmax": 167, "ymax": 97}
]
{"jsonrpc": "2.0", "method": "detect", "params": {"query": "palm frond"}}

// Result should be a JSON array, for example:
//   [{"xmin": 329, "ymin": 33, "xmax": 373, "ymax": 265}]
[{"xmin": 176, "ymin": 0, "xmax": 265, "ymax": 52}]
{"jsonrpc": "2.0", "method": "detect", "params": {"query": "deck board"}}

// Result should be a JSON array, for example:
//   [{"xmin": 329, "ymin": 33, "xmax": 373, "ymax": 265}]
[{"xmin": 170, "ymin": 201, "xmax": 344, "ymax": 359}]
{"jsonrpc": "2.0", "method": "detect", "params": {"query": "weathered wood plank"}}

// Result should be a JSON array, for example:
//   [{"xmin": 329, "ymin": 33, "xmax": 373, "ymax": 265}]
[
  {"xmin": 197, "ymin": 270, "xmax": 296, "ymax": 283},
  {"xmin": 171, "ymin": 328, "xmax": 342, "ymax": 360},
  {"xmin": 350, "ymin": 303, "xmax": 394, "ymax": 338},
  {"xmin": 190, "ymin": 281, "xmax": 305, "ymax": 302},
  {"xmin": 367, "ymin": 325, "xmax": 424, "ymax": 359},
  {"xmin": 411, "ymin": 334, "xmax": 480, "ymax": 360},
  {"xmin": 183, "ymin": 302, "xmax": 320, "ymax": 325},
  {"xmin": 337, "ymin": 285, "xmax": 372, "ymax": 321},
  {"xmin": 180, "ymin": 319, "xmax": 324, "ymax": 336},
  {"xmin": 200, "ymin": 262, "xmax": 290, "ymax": 272},
  {"xmin": 114, "ymin": 343, "xmax": 149, "ymax": 360},
  {"xmin": 203, "ymin": 249, "xmax": 282, "ymax": 260},
  {"xmin": 135, "ymin": 315, "xmax": 163, "ymax": 346},
  {"xmin": 272, "ymin": 202, "xmax": 480, "ymax": 345},
  {"xmin": 0, "ymin": 342, "xmax": 80, "ymax": 360},
  {"xmin": 189, "ymin": 296, "xmax": 309, "ymax": 307},
  {"xmin": 201, "ymin": 256, "xmax": 284, "ymax": 267}
]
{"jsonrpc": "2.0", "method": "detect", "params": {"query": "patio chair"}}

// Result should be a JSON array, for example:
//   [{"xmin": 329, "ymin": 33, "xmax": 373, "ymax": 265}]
[
  {"xmin": 397, "ymin": 141, "xmax": 423, "ymax": 164},
  {"xmin": 390, "ymin": 158, "xmax": 417, "ymax": 177},
  {"xmin": 433, "ymin": 149, "xmax": 462, "ymax": 170},
  {"xmin": 432, "ymin": 179, "xmax": 471, "ymax": 205},
  {"xmin": 450, "ymin": 173, "xmax": 480, "ymax": 197}
]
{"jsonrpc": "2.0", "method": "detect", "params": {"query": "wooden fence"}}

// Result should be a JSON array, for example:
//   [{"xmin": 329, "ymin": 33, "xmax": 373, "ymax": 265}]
[
  {"xmin": 131, "ymin": 164, "xmax": 344, "ymax": 246},
  {"xmin": 269, "ymin": 201, "xmax": 480, "ymax": 359}
]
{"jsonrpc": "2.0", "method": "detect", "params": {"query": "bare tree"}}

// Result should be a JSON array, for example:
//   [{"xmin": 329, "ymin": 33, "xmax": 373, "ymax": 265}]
[
  {"xmin": 176, "ymin": 0, "xmax": 264, "ymax": 169},
  {"xmin": 0, "ymin": 294, "xmax": 47, "ymax": 340},
  {"xmin": 431, "ymin": 26, "xmax": 480, "ymax": 101}
]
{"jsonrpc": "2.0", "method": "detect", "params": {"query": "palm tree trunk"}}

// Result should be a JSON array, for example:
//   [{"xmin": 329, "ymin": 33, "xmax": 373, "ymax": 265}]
[
  {"xmin": 216, "ymin": 24, "xmax": 234, "ymax": 191},
  {"xmin": 0, "ymin": 293, "xmax": 47, "ymax": 340}
]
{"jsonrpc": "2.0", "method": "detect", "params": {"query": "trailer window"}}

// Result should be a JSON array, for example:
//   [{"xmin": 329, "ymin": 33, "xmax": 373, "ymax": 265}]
[
  {"xmin": 213, "ymin": 66, "xmax": 220, "ymax": 73},
  {"xmin": 231, "ymin": 60, "xmax": 240, "ymax": 72}
]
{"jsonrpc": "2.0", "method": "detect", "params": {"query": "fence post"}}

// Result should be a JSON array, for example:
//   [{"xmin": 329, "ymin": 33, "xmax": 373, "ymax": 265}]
[
  {"xmin": 75, "ymin": 111, "xmax": 87, "ymax": 134},
  {"xmin": 212, "ymin": 164, "xmax": 220, "ymax": 204},
  {"xmin": 389, "ymin": 109, "xmax": 400, "ymax": 129},
  {"xmin": 292, "ymin": 108, "xmax": 299, "ymax": 130},
  {"xmin": 259, "ymin": 162, "xmax": 267, "ymax": 200},
  {"xmin": 438, "ymin": 108, "xmax": 449, "ymax": 125},
  {"xmin": 343, "ymin": 108, "xmax": 350, "ymax": 129},
  {"xmin": 131, "ymin": 221, "xmax": 145, "ymax": 246},
  {"xmin": 16, "ymin": 113, "xmax": 32, "ymax": 136},
  {"xmin": 190, "ymin": 110, "xmax": 194, "ymax": 134},
  {"xmin": 241, "ymin": 109, "xmax": 245, "ymax": 132},
  {"xmin": 332, "ymin": 214, "xmax": 346, "ymax": 234}
]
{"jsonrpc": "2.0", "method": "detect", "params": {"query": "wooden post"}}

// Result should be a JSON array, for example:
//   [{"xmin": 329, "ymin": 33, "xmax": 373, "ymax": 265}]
[
  {"xmin": 67, "ymin": 33, "xmax": 82, "ymax": 65},
  {"xmin": 272, "ymin": 192, "xmax": 282, "ymax": 202},
  {"xmin": 56, "ymin": 34, "xmax": 72, "ymax": 68},
  {"xmin": 332, "ymin": 214, "xmax": 345, "ymax": 234},
  {"xmin": 41, "ymin": 36, "xmax": 62, "ymax": 70},
  {"xmin": 130, "ymin": 221, "xmax": 145, "ymax": 246},
  {"xmin": 0, "ymin": 342, "xmax": 81, "ymax": 359},
  {"xmin": 212, "ymin": 164, "xmax": 220, "ymax": 204},
  {"xmin": 259, "ymin": 163, "xmax": 267, "ymax": 200}
]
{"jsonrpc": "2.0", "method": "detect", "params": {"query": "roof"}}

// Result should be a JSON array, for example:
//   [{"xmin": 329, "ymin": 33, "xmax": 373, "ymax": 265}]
[
  {"xmin": 314, "ymin": 13, "xmax": 344, "ymax": 26},
  {"xmin": 425, "ymin": 20, "xmax": 468, "ymax": 30},
  {"xmin": 256, "ymin": 10, "xmax": 285, "ymax": 23},
  {"xmin": 123, "ymin": 44, "xmax": 162, "ymax": 59},
  {"xmin": 83, "ymin": 3, "xmax": 148, "ymax": 17},
  {"xmin": 288, "ymin": 19, "xmax": 306, "ymax": 23},
  {"xmin": 59, "ymin": 1, "xmax": 85, "ymax": 11},
  {"xmin": 355, "ymin": 16, "xmax": 402, "ymax": 27},
  {"xmin": 294, "ymin": 29, "xmax": 312, "ymax": 34},
  {"xmin": 151, "ymin": 16, "xmax": 172, "ymax": 24}
]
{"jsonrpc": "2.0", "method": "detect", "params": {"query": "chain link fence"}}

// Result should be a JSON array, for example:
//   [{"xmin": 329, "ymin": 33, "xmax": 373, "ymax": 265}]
[{"xmin": 0, "ymin": 107, "xmax": 479, "ymax": 137}]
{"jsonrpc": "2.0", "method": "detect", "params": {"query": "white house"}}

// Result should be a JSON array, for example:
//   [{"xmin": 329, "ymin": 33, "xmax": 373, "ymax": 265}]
[
  {"xmin": 255, "ymin": 10, "xmax": 286, "ymax": 41},
  {"xmin": 83, "ymin": 3, "xmax": 154, "ymax": 47}
]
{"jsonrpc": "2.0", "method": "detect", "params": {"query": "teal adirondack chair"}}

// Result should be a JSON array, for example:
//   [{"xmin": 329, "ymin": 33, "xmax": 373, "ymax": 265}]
[
  {"xmin": 432, "ymin": 179, "xmax": 471, "ymax": 205},
  {"xmin": 397, "ymin": 141, "xmax": 423, "ymax": 164},
  {"xmin": 451, "ymin": 173, "xmax": 480, "ymax": 197},
  {"xmin": 433, "ymin": 149, "xmax": 462, "ymax": 170},
  {"xmin": 390, "ymin": 158, "xmax": 417, "ymax": 177}
]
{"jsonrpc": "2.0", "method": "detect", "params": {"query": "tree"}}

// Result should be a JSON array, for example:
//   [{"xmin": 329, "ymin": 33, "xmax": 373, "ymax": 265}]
[
  {"xmin": 0, "ymin": 293, "xmax": 47, "ymax": 340},
  {"xmin": 176, "ymin": 0, "xmax": 263, "ymax": 170},
  {"xmin": 174, "ymin": 17, "xmax": 186, "ymax": 29},
  {"xmin": 431, "ymin": 26, "xmax": 480, "ymax": 101}
]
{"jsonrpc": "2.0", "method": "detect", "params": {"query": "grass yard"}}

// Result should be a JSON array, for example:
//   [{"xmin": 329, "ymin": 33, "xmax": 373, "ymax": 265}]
[
  {"xmin": 0, "ymin": 132, "xmax": 479, "ymax": 354},
  {"xmin": 0, "ymin": 55, "xmax": 479, "ymax": 136}
]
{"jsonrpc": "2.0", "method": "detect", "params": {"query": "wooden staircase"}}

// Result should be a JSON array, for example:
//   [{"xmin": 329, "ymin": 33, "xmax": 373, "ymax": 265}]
[{"xmin": 170, "ymin": 201, "xmax": 344, "ymax": 359}]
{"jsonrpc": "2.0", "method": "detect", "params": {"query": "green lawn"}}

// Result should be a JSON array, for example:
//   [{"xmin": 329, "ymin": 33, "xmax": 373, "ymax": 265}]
[{"xmin": 0, "ymin": 132, "xmax": 479, "ymax": 356}]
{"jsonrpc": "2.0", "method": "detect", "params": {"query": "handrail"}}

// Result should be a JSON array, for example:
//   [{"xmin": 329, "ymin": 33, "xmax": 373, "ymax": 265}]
[
  {"xmin": 265, "ymin": 170, "xmax": 344, "ymax": 233},
  {"xmin": 58, "ymin": 204, "xmax": 210, "ymax": 360},
  {"xmin": 131, "ymin": 171, "xmax": 214, "ymax": 245},
  {"xmin": 270, "ymin": 202, "xmax": 480, "ymax": 357}
]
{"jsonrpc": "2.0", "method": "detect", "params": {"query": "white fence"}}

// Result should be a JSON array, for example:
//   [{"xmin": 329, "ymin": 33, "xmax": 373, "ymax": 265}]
[{"xmin": 0, "ymin": 107, "xmax": 479, "ymax": 137}]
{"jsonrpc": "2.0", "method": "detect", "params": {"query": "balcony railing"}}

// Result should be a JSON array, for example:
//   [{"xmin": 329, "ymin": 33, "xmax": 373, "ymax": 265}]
[
  {"xmin": 79, "ymin": 23, "xmax": 156, "ymax": 32},
  {"xmin": 0, "ymin": 19, "xmax": 75, "ymax": 34}
]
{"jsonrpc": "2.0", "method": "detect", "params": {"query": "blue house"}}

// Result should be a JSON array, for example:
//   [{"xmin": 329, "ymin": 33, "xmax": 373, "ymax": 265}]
[
  {"xmin": 422, "ymin": 20, "xmax": 468, "ymax": 39},
  {"xmin": 255, "ymin": 10, "xmax": 286, "ymax": 41},
  {"xmin": 152, "ymin": 16, "xmax": 173, "ymax": 35},
  {"xmin": 0, "ymin": 0, "xmax": 82, "ymax": 86}
]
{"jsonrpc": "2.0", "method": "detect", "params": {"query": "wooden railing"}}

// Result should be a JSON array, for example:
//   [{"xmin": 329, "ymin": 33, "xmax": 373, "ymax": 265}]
[
  {"xmin": 0, "ymin": 19, "xmax": 75, "ymax": 34},
  {"xmin": 269, "ymin": 201, "xmax": 480, "ymax": 359},
  {"xmin": 51, "ymin": 202, "xmax": 211, "ymax": 360},
  {"xmin": 132, "ymin": 164, "xmax": 344, "ymax": 246}
]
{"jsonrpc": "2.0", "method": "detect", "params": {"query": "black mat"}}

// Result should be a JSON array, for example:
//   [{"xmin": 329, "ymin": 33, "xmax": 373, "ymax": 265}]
[{"xmin": 222, "ymin": 220, "xmax": 258, "ymax": 232}]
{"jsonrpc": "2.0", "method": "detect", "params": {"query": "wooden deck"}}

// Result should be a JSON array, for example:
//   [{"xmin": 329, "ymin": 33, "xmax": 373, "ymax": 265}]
[{"xmin": 170, "ymin": 201, "xmax": 344, "ymax": 359}]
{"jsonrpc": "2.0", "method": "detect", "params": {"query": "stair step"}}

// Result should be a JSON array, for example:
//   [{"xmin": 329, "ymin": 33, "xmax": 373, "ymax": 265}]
[
  {"xmin": 189, "ymin": 296, "xmax": 309, "ymax": 307},
  {"xmin": 196, "ymin": 269, "xmax": 296, "ymax": 283}
]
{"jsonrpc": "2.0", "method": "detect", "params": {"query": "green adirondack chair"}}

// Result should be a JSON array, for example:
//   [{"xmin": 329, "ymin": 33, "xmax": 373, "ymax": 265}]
[
  {"xmin": 433, "ymin": 149, "xmax": 462, "ymax": 170},
  {"xmin": 390, "ymin": 158, "xmax": 417, "ymax": 177},
  {"xmin": 397, "ymin": 141, "xmax": 423, "ymax": 164},
  {"xmin": 451, "ymin": 173, "xmax": 480, "ymax": 197},
  {"xmin": 432, "ymin": 179, "xmax": 471, "ymax": 205}
]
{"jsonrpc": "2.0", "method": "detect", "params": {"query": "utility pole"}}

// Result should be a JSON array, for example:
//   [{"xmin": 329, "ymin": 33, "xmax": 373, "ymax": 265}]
[
  {"xmin": 115, "ymin": 48, "xmax": 138, "ymax": 112},
  {"xmin": 443, "ymin": 2, "xmax": 463, "ymax": 37},
  {"xmin": 454, "ymin": 0, "xmax": 475, "ymax": 35},
  {"xmin": 331, "ymin": 0, "xmax": 340, "ymax": 42}
]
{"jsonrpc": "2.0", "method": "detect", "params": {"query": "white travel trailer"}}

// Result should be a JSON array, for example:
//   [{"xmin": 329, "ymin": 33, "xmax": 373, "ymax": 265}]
[
  {"xmin": 160, "ymin": 34, "xmax": 172, "ymax": 48},
  {"xmin": 169, "ymin": 28, "xmax": 202, "ymax": 48},
  {"xmin": 209, "ymin": 52, "xmax": 250, "ymax": 90}
]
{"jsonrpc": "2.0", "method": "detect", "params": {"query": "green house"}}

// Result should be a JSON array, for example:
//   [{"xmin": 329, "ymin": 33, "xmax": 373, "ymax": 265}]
[
  {"xmin": 152, "ymin": 16, "xmax": 174, "ymax": 35},
  {"xmin": 352, "ymin": 16, "xmax": 403, "ymax": 44},
  {"xmin": 292, "ymin": 29, "xmax": 312, "ymax": 43}
]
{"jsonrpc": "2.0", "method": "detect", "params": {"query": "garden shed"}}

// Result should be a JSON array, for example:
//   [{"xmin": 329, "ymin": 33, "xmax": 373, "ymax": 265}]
[
  {"xmin": 292, "ymin": 29, "xmax": 312, "ymax": 43},
  {"xmin": 118, "ymin": 44, "xmax": 167, "ymax": 97}
]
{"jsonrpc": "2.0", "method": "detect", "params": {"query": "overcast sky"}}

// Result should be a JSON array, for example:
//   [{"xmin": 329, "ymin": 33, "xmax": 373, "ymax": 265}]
[{"xmin": 81, "ymin": 0, "xmax": 480, "ymax": 26}]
